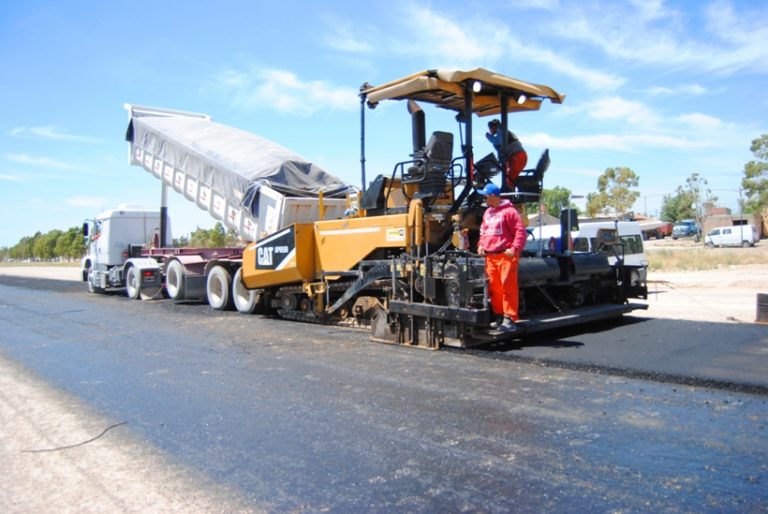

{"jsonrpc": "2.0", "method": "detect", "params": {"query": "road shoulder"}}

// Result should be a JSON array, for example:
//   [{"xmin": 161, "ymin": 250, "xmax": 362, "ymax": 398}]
[{"xmin": 0, "ymin": 353, "xmax": 257, "ymax": 513}]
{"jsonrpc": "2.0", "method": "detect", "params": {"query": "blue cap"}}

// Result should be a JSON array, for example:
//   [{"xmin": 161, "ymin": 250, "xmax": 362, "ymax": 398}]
[{"xmin": 477, "ymin": 182, "xmax": 501, "ymax": 196}]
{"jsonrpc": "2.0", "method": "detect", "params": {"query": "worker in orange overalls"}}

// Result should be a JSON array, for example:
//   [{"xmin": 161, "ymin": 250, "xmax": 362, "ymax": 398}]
[
  {"xmin": 485, "ymin": 119, "xmax": 528, "ymax": 192},
  {"xmin": 476, "ymin": 182, "xmax": 527, "ymax": 333}
]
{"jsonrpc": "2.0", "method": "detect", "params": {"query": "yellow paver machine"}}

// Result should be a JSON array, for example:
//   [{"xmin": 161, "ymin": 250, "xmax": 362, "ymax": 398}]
[{"xmin": 239, "ymin": 68, "xmax": 648, "ymax": 349}]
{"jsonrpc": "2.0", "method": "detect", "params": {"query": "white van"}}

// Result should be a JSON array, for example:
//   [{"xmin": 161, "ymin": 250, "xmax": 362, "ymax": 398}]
[
  {"xmin": 526, "ymin": 221, "xmax": 647, "ymax": 267},
  {"xmin": 704, "ymin": 224, "xmax": 759, "ymax": 248}
]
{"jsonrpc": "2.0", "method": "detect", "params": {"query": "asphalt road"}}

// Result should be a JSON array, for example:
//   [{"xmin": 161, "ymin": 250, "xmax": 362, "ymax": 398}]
[{"xmin": 1, "ymin": 275, "xmax": 767, "ymax": 512}]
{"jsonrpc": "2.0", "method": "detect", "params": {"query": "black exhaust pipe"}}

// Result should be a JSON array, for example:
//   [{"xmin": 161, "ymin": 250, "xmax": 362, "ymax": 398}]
[{"xmin": 408, "ymin": 100, "xmax": 426, "ymax": 154}]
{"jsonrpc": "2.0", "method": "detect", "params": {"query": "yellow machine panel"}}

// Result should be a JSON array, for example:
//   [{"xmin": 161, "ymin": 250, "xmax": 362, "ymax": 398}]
[
  {"xmin": 242, "ymin": 223, "xmax": 316, "ymax": 289},
  {"xmin": 313, "ymin": 213, "xmax": 410, "ymax": 274}
]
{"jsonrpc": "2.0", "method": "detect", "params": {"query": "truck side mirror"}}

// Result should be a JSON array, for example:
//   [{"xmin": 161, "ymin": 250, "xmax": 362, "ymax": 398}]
[{"xmin": 82, "ymin": 223, "xmax": 89, "ymax": 237}]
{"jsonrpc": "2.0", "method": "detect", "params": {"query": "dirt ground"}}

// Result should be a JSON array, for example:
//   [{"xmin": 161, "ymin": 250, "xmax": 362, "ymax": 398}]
[
  {"xmin": 641, "ymin": 239, "xmax": 768, "ymax": 323},
  {"xmin": 646, "ymin": 264, "xmax": 768, "ymax": 323}
]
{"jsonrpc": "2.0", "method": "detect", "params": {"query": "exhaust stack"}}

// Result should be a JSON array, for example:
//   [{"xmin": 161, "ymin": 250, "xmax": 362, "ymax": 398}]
[{"xmin": 407, "ymin": 100, "xmax": 426, "ymax": 154}]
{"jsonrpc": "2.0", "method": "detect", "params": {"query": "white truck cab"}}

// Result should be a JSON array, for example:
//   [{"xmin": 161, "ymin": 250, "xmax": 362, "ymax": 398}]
[{"xmin": 81, "ymin": 205, "xmax": 167, "ymax": 293}]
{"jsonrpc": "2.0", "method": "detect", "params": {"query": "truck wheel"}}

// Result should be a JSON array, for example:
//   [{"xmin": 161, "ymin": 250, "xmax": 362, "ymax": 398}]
[
  {"xmin": 742, "ymin": 241, "xmax": 751, "ymax": 248},
  {"xmin": 207, "ymin": 266, "xmax": 234, "ymax": 311},
  {"xmin": 233, "ymin": 267, "xmax": 259, "ymax": 314},
  {"xmin": 125, "ymin": 266, "xmax": 141, "ymax": 299},
  {"xmin": 705, "ymin": 242, "xmax": 714, "ymax": 249},
  {"xmin": 165, "ymin": 260, "xmax": 186, "ymax": 300}
]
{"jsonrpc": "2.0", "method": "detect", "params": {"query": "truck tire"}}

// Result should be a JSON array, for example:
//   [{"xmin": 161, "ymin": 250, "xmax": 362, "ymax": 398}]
[
  {"xmin": 125, "ymin": 266, "xmax": 141, "ymax": 300},
  {"xmin": 233, "ymin": 267, "xmax": 259, "ymax": 314},
  {"xmin": 207, "ymin": 265, "xmax": 234, "ymax": 311},
  {"xmin": 165, "ymin": 260, "xmax": 186, "ymax": 300}
]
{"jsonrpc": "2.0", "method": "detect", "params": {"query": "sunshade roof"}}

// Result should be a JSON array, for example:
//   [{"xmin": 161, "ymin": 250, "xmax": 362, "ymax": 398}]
[{"xmin": 361, "ymin": 68, "xmax": 565, "ymax": 116}]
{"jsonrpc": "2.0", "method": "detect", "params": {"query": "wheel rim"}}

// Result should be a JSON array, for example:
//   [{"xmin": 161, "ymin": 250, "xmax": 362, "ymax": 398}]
[
  {"xmin": 210, "ymin": 276, "xmax": 225, "ymax": 304},
  {"xmin": 126, "ymin": 268, "xmax": 140, "ymax": 298},
  {"xmin": 166, "ymin": 262, "xmax": 183, "ymax": 298}
]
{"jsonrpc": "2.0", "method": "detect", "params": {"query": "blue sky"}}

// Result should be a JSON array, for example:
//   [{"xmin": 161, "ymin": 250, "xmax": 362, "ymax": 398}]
[{"xmin": 1, "ymin": 0, "xmax": 767, "ymax": 247}]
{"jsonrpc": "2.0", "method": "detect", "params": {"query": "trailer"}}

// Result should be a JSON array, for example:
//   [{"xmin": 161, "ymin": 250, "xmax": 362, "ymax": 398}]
[
  {"xmin": 638, "ymin": 219, "xmax": 673, "ymax": 240},
  {"xmin": 82, "ymin": 105, "xmax": 351, "ymax": 306}
]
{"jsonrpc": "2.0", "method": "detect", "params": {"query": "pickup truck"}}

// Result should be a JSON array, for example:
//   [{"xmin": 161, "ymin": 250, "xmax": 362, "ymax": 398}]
[{"xmin": 671, "ymin": 220, "xmax": 699, "ymax": 240}]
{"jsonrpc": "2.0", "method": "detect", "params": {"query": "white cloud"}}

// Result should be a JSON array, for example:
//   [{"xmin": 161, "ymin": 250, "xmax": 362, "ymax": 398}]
[
  {"xmin": 525, "ymin": 132, "xmax": 711, "ymax": 152},
  {"xmin": 210, "ymin": 67, "xmax": 359, "ymax": 116},
  {"xmin": 5, "ymin": 153, "xmax": 85, "ymax": 171},
  {"xmin": 515, "ymin": 0, "xmax": 559, "ymax": 9},
  {"xmin": 404, "ymin": 6, "xmax": 500, "ymax": 63},
  {"xmin": 646, "ymin": 84, "xmax": 707, "ymax": 96},
  {"xmin": 9, "ymin": 126, "xmax": 101, "ymax": 143},
  {"xmin": 0, "ymin": 173, "xmax": 23, "ymax": 182},
  {"xmin": 548, "ymin": 1, "xmax": 768, "ymax": 74},
  {"xmin": 65, "ymin": 196, "xmax": 106, "ymax": 208},
  {"xmin": 703, "ymin": 1, "xmax": 768, "ymax": 73},
  {"xmin": 520, "ymin": 47, "xmax": 624, "ymax": 90},
  {"xmin": 323, "ymin": 21, "xmax": 374, "ymax": 53},
  {"xmin": 677, "ymin": 113, "xmax": 722, "ymax": 131},
  {"xmin": 588, "ymin": 97, "xmax": 659, "ymax": 126},
  {"xmin": 399, "ymin": 5, "xmax": 624, "ymax": 90}
]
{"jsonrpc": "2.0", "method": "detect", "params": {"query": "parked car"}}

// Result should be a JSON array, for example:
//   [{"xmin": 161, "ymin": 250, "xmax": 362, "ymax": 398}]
[
  {"xmin": 704, "ymin": 224, "xmax": 759, "ymax": 248},
  {"xmin": 672, "ymin": 219, "xmax": 699, "ymax": 240}
]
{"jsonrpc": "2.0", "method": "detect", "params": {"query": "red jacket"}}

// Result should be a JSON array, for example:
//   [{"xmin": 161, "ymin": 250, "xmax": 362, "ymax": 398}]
[{"xmin": 478, "ymin": 200, "xmax": 526, "ymax": 254}]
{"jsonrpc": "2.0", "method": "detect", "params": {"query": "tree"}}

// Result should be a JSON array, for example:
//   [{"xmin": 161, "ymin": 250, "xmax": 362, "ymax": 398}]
[
  {"xmin": 33, "ymin": 230, "xmax": 62, "ymax": 260},
  {"xmin": 658, "ymin": 172, "xmax": 716, "ymax": 225},
  {"xmin": 741, "ymin": 134, "xmax": 768, "ymax": 213},
  {"xmin": 55, "ymin": 227, "xmax": 86, "ymax": 260},
  {"xmin": 660, "ymin": 190, "xmax": 695, "ymax": 222},
  {"xmin": 173, "ymin": 235, "xmax": 190, "ymax": 248},
  {"xmin": 586, "ymin": 167, "xmax": 640, "ymax": 217},
  {"xmin": 541, "ymin": 186, "xmax": 574, "ymax": 217},
  {"xmin": 188, "ymin": 223, "xmax": 240, "ymax": 248},
  {"xmin": 524, "ymin": 186, "xmax": 576, "ymax": 217}
]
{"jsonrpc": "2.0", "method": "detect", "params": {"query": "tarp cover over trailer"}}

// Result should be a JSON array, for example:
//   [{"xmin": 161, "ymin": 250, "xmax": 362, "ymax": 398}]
[{"xmin": 125, "ymin": 105, "xmax": 352, "ymax": 241}]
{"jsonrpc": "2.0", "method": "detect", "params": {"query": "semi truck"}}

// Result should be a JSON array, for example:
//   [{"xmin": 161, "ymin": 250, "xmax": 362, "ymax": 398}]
[{"xmin": 84, "ymin": 68, "xmax": 648, "ymax": 349}]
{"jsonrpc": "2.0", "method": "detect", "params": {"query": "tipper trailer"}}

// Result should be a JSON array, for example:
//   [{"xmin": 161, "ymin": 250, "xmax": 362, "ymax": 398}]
[
  {"xmin": 82, "ymin": 105, "xmax": 351, "ymax": 306},
  {"xmin": 84, "ymin": 68, "xmax": 648, "ymax": 349}
]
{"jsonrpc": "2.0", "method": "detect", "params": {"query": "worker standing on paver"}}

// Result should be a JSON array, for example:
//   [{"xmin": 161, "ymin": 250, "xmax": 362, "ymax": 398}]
[{"xmin": 476, "ymin": 182, "xmax": 527, "ymax": 333}]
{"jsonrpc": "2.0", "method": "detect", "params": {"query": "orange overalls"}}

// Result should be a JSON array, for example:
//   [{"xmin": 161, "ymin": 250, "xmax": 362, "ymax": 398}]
[
  {"xmin": 478, "ymin": 201, "xmax": 527, "ymax": 321},
  {"xmin": 485, "ymin": 252, "xmax": 521, "ymax": 321}
]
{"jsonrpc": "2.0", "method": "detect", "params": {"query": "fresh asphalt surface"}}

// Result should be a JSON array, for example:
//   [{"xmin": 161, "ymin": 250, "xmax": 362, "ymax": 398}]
[{"xmin": 1, "ymin": 275, "xmax": 767, "ymax": 511}]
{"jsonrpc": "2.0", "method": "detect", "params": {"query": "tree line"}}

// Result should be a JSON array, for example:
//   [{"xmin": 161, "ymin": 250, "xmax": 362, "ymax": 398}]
[
  {"xmin": 1, "ymin": 227, "xmax": 85, "ymax": 262},
  {"xmin": 3, "ymin": 134, "xmax": 766, "ymax": 261},
  {"xmin": 0, "ymin": 222, "xmax": 241, "ymax": 263},
  {"xmin": 536, "ymin": 133, "xmax": 767, "ymax": 222}
]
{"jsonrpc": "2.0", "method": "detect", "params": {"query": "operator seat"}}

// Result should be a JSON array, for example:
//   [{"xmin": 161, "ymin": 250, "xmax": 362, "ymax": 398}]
[
  {"xmin": 407, "ymin": 131, "xmax": 454, "ymax": 205},
  {"xmin": 513, "ymin": 148, "xmax": 549, "ymax": 202}
]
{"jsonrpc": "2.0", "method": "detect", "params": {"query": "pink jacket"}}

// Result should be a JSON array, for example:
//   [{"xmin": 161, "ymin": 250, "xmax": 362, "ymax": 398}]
[{"xmin": 478, "ymin": 200, "xmax": 526, "ymax": 254}]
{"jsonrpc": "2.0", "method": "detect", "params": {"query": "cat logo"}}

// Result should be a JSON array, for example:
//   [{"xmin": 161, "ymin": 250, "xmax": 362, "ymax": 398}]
[
  {"xmin": 255, "ymin": 226, "xmax": 295, "ymax": 270},
  {"xmin": 257, "ymin": 246, "xmax": 274, "ymax": 266}
]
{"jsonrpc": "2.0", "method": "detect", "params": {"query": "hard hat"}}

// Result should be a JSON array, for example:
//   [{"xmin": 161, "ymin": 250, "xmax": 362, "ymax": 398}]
[{"xmin": 477, "ymin": 182, "xmax": 501, "ymax": 196}]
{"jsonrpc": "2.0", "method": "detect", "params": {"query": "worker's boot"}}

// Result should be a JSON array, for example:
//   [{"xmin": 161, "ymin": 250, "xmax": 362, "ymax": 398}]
[
  {"xmin": 489, "ymin": 315, "xmax": 504, "ymax": 329},
  {"xmin": 498, "ymin": 316, "xmax": 517, "ymax": 333}
]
